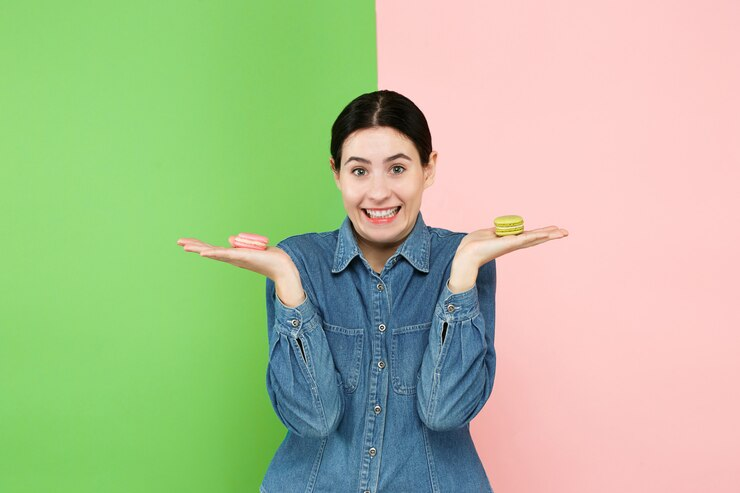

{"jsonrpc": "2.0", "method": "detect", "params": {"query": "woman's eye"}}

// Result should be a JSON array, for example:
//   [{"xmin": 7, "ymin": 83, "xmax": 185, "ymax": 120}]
[
  {"xmin": 391, "ymin": 165, "xmax": 405, "ymax": 174},
  {"xmin": 352, "ymin": 168, "xmax": 366, "ymax": 176}
]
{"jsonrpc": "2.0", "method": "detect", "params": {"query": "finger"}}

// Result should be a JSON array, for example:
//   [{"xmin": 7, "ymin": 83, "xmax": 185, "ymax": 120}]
[
  {"xmin": 519, "ymin": 229, "xmax": 569, "ymax": 248},
  {"xmin": 543, "ymin": 228, "xmax": 568, "ymax": 238},
  {"xmin": 519, "ymin": 230, "xmax": 552, "ymax": 242},
  {"xmin": 182, "ymin": 239, "xmax": 213, "ymax": 248},
  {"xmin": 521, "ymin": 226, "xmax": 569, "ymax": 240},
  {"xmin": 200, "ymin": 248, "xmax": 228, "ymax": 260},
  {"xmin": 182, "ymin": 240, "xmax": 216, "ymax": 253},
  {"xmin": 519, "ymin": 226, "xmax": 559, "ymax": 235},
  {"xmin": 525, "ymin": 234, "xmax": 565, "ymax": 249},
  {"xmin": 228, "ymin": 235, "xmax": 237, "ymax": 248},
  {"xmin": 201, "ymin": 247, "xmax": 250, "ymax": 260},
  {"xmin": 177, "ymin": 237, "xmax": 200, "ymax": 245},
  {"xmin": 178, "ymin": 237, "xmax": 208, "ymax": 246}
]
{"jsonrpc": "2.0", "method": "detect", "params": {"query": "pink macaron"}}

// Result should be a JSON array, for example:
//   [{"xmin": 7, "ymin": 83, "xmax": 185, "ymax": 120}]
[{"xmin": 231, "ymin": 232, "xmax": 269, "ymax": 250}]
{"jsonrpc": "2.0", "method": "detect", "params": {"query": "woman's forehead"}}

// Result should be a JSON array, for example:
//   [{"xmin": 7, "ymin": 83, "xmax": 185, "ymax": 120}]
[{"xmin": 342, "ymin": 127, "xmax": 418, "ymax": 161}]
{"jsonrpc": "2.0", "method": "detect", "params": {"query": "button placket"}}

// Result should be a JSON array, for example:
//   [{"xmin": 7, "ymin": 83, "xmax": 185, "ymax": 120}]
[{"xmin": 364, "ymin": 274, "xmax": 388, "ymax": 490}]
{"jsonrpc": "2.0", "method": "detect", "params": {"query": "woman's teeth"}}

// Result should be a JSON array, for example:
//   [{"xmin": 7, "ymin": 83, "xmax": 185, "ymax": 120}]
[{"xmin": 364, "ymin": 207, "xmax": 400, "ymax": 218}]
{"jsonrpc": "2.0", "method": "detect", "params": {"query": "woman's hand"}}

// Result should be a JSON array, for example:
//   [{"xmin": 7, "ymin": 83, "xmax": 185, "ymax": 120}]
[
  {"xmin": 448, "ymin": 225, "xmax": 569, "ymax": 293},
  {"xmin": 176, "ymin": 236, "xmax": 306, "ymax": 307}
]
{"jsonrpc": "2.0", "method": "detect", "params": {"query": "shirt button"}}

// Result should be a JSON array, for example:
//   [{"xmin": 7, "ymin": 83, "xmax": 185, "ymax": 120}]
[
  {"xmin": 364, "ymin": 491, "xmax": 371, "ymax": 493},
  {"xmin": 447, "ymin": 304, "xmax": 456, "ymax": 313},
  {"xmin": 377, "ymin": 360, "xmax": 385, "ymax": 369},
  {"xmin": 290, "ymin": 319, "xmax": 300, "ymax": 327},
  {"xmin": 377, "ymin": 283, "xmax": 384, "ymax": 291},
  {"xmin": 378, "ymin": 323, "xmax": 386, "ymax": 332},
  {"xmin": 374, "ymin": 405, "xmax": 381, "ymax": 414},
  {"xmin": 369, "ymin": 447, "xmax": 377, "ymax": 457}
]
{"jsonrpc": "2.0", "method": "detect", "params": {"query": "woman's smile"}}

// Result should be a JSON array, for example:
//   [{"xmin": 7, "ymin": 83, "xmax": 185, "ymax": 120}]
[{"xmin": 362, "ymin": 206, "xmax": 402, "ymax": 223}]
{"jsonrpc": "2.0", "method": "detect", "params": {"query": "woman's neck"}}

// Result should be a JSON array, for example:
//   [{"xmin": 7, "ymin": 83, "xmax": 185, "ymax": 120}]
[{"xmin": 354, "ymin": 233, "xmax": 405, "ymax": 274}]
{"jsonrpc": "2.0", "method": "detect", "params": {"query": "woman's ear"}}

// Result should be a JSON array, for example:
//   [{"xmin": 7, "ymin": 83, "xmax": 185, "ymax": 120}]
[
  {"xmin": 423, "ymin": 151, "xmax": 437, "ymax": 189},
  {"xmin": 330, "ymin": 157, "xmax": 341, "ymax": 190}
]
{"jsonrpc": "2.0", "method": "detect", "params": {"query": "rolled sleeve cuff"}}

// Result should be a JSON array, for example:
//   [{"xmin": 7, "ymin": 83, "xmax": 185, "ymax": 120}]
[
  {"xmin": 273, "ymin": 291, "xmax": 319, "ymax": 338},
  {"xmin": 437, "ymin": 279, "xmax": 480, "ymax": 322}
]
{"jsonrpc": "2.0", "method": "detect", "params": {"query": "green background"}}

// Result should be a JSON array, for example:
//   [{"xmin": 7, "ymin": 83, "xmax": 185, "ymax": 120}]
[{"xmin": 0, "ymin": 1, "xmax": 376, "ymax": 491}]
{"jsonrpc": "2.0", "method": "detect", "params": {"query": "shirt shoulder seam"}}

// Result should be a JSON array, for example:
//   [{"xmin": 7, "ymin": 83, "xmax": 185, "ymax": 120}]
[
  {"xmin": 428, "ymin": 226, "xmax": 466, "ymax": 239},
  {"xmin": 277, "ymin": 230, "xmax": 338, "ymax": 247}
]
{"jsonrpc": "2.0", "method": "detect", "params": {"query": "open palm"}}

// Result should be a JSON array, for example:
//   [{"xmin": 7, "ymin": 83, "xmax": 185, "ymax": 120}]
[
  {"xmin": 176, "ymin": 236, "xmax": 295, "ymax": 281},
  {"xmin": 457, "ymin": 225, "xmax": 569, "ymax": 265}
]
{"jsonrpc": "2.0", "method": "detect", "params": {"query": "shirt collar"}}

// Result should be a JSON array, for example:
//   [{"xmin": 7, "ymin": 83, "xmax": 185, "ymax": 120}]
[{"xmin": 332, "ymin": 212, "xmax": 431, "ymax": 274}]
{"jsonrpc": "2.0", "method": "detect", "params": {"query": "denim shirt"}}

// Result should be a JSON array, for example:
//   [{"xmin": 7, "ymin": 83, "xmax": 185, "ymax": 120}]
[{"xmin": 261, "ymin": 213, "xmax": 497, "ymax": 493}]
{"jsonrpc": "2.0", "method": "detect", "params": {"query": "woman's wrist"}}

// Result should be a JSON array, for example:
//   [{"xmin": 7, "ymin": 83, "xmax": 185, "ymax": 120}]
[
  {"xmin": 447, "ymin": 254, "xmax": 480, "ymax": 294},
  {"xmin": 274, "ymin": 264, "xmax": 306, "ymax": 308}
]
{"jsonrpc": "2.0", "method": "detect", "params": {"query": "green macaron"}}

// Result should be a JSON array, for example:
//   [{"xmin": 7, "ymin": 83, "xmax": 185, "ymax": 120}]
[{"xmin": 494, "ymin": 215, "xmax": 524, "ymax": 236}]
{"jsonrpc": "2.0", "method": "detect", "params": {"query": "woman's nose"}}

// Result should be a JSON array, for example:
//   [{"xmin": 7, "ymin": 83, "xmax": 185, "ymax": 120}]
[{"xmin": 367, "ymin": 176, "xmax": 391, "ymax": 201}]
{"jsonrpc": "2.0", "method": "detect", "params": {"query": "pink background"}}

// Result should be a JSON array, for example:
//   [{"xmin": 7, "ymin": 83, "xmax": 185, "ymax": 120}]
[{"xmin": 377, "ymin": 1, "xmax": 740, "ymax": 491}]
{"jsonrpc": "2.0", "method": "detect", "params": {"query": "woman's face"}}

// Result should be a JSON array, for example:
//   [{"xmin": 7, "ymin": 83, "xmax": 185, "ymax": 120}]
[{"xmin": 331, "ymin": 126, "xmax": 437, "ymax": 250}]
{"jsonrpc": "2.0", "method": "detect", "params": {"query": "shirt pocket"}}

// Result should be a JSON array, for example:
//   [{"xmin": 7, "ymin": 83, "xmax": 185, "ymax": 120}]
[
  {"xmin": 390, "ymin": 322, "xmax": 432, "ymax": 395},
  {"xmin": 322, "ymin": 323, "xmax": 364, "ymax": 394}
]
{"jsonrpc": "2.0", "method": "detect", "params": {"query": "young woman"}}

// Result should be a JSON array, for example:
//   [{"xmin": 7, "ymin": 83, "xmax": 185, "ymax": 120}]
[{"xmin": 177, "ymin": 90, "xmax": 568, "ymax": 492}]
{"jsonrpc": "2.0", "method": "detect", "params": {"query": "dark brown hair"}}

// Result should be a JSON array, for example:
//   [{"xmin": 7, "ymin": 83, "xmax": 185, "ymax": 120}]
[{"xmin": 330, "ymin": 90, "xmax": 433, "ymax": 171}]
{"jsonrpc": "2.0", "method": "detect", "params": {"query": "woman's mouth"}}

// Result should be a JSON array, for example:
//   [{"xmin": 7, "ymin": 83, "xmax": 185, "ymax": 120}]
[{"xmin": 362, "ymin": 206, "xmax": 401, "ymax": 223}]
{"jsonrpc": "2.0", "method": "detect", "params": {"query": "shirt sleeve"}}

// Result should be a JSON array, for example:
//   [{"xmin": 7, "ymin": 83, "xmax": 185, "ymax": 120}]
[
  {"xmin": 416, "ymin": 258, "xmax": 497, "ymax": 431},
  {"xmin": 264, "ymin": 245, "xmax": 345, "ymax": 438}
]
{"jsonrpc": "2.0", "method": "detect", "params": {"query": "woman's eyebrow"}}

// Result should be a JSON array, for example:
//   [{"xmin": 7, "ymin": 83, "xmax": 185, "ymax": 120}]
[{"xmin": 344, "ymin": 153, "xmax": 412, "ymax": 165}]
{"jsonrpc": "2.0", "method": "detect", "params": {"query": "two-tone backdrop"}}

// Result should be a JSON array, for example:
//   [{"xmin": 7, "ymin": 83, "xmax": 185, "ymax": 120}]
[{"xmin": 2, "ymin": 1, "xmax": 738, "ymax": 492}]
